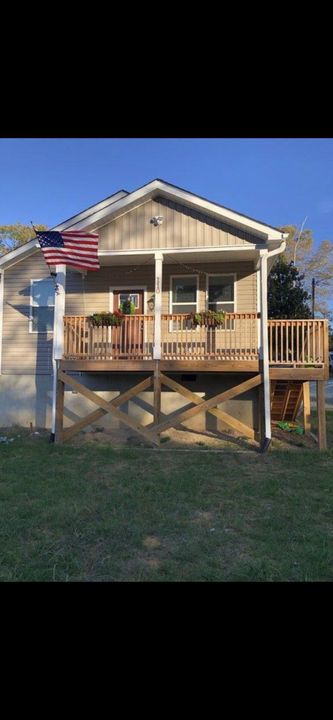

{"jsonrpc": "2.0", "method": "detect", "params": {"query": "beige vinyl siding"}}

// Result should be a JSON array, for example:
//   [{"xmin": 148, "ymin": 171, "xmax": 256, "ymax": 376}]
[
  {"xmin": 65, "ymin": 262, "xmax": 256, "ymax": 316},
  {"xmin": 162, "ymin": 262, "xmax": 256, "ymax": 314},
  {"xmin": 65, "ymin": 266, "xmax": 156, "ymax": 315},
  {"xmin": 2, "ymin": 253, "xmax": 54, "ymax": 375},
  {"xmin": 98, "ymin": 199, "xmax": 264, "ymax": 252}
]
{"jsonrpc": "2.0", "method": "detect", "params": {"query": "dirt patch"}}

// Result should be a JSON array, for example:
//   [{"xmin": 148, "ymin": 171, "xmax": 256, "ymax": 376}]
[
  {"xmin": 0, "ymin": 421, "xmax": 318, "ymax": 452},
  {"xmin": 142, "ymin": 536, "xmax": 161, "ymax": 549},
  {"xmin": 64, "ymin": 422, "xmax": 317, "ymax": 452}
]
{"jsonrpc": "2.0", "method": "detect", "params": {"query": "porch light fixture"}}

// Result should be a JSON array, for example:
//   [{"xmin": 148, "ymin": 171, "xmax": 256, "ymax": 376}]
[{"xmin": 150, "ymin": 216, "xmax": 163, "ymax": 226}]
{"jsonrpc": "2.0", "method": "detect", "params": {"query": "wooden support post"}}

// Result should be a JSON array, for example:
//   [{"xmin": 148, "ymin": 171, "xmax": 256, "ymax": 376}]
[
  {"xmin": 258, "ymin": 383, "xmax": 265, "ymax": 443},
  {"xmin": 302, "ymin": 381, "xmax": 311, "ymax": 436},
  {"xmin": 154, "ymin": 361, "xmax": 161, "ymax": 425},
  {"xmin": 316, "ymin": 381, "xmax": 327, "ymax": 450},
  {"xmin": 55, "ymin": 372, "xmax": 65, "ymax": 444}
]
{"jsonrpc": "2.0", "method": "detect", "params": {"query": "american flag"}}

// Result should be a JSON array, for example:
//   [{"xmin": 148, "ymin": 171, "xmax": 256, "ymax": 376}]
[{"xmin": 36, "ymin": 230, "xmax": 100, "ymax": 271}]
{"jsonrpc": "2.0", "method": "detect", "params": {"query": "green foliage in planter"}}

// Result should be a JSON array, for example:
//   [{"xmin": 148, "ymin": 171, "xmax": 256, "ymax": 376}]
[
  {"xmin": 90, "ymin": 311, "xmax": 124, "ymax": 327},
  {"xmin": 186, "ymin": 309, "xmax": 227, "ymax": 326},
  {"xmin": 119, "ymin": 299, "xmax": 136, "ymax": 314}
]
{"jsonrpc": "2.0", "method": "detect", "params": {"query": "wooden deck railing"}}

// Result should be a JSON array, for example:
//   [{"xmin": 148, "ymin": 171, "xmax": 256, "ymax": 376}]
[
  {"xmin": 63, "ymin": 315, "xmax": 154, "ymax": 359},
  {"xmin": 160, "ymin": 313, "xmax": 259, "ymax": 359},
  {"xmin": 268, "ymin": 319, "xmax": 328, "ymax": 367},
  {"xmin": 62, "ymin": 316, "xmax": 329, "ymax": 368}
]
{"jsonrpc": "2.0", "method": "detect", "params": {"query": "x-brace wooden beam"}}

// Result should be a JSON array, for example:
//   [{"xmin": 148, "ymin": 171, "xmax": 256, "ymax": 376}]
[
  {"xmin": 58, "ymin": 371, "xmax": 159, "ymax": 445},
  {"xmin": 158, "ymin": 373, "xmax": 260, "ymax": 440},
  {"xmin": 154, "ymin": 374, "xmax": 263, "ymax": 434}
]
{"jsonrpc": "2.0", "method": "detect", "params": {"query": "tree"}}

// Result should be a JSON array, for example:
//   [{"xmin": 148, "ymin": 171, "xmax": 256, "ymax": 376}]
[
  {"xmin": 280, "ymin": 223, "xmax": 333, "ymax": 317},
  {"xmin": 0, "ymin": 222, "xmax": 48, "ymax": 257},
  {"xmin": 268, "ymin": 259, "xmax": 312, "ymax": 319}
]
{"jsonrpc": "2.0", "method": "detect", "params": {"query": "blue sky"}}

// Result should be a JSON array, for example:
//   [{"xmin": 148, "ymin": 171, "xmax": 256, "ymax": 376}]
[{"xmin": 1, "ymin": 138, "xmax": 333, "ymax": 248}]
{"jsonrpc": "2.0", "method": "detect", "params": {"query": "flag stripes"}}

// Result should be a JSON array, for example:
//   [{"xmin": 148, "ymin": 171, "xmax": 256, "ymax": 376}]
[{"xmin": 36, "ymin": 230, "xmax": 99, "ymax": 270}]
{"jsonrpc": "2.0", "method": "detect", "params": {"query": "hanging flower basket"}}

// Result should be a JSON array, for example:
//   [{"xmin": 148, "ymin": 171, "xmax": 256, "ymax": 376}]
[
  {"xmin": 186, "ymin": 310, "xmax": 227, "ymax": 327},
  {"xmin": 90, "ymin": 311, "xmax": 124, "ymax": 327}
]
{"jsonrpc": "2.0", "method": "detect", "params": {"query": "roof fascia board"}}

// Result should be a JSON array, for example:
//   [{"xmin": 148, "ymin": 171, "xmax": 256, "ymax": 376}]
[
  {"xmin": 99, "ymin": 244, "xmax": 263, "ymax": 258},
  {"xmin": 0, "ymin": 241, "xmax": 40, "ymax": 268},
  {"xmin": 54, "ymin": 190, "xmax": 128, "ymax": 231},
  {"xmin": 74, "ymin": 180, "xmax": 284, "ymax": 241}
]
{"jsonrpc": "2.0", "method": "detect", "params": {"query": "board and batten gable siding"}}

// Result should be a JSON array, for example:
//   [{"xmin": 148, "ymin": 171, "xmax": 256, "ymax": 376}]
[
  {"xmin": 98, "ymin": 198, "xmax": 264, "ymax": 251},
  {"xmin": 2, "ymin": 253, "xmax": 54, "ymax": 375}
]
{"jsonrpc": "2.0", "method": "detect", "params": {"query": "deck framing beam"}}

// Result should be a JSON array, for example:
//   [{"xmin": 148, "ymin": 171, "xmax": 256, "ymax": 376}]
[{"xmin": 56, "ymin": 371, "xmax": 158, "ymax": 446}]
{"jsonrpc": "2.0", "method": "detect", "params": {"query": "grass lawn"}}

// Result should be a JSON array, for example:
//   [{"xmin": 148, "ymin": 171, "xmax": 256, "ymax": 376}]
[{"xmin": 0, "ymin": 412, "xmax": 332, "ymax": 582}]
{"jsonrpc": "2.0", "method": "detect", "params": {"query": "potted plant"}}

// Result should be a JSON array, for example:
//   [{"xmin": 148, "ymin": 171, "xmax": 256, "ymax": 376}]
[
  {"xmin": 90, "ymin": 311, "xmax": 124, "ymax": 327},
  {"xmin": 119, "ymin": 299, "xmax": 136, "ymax": 314},
  {"xmin": 186, "ymin": 309, "xmax": 227, "ymax": 327}
]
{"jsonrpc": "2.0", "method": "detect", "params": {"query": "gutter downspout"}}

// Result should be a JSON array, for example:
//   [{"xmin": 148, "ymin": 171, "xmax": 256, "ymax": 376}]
[{"xmin": 258, "ymin": 239, "xmax": 286, "ymax": 454}]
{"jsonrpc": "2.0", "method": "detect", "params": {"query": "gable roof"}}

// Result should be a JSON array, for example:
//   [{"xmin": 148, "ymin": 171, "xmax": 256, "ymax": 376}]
[
  {"xmin": 0, "ymin": 189, "xmax": 128, "ymax": 269},
  {"xmin": 0, "ymin": 180, "xmax": 286, "ymax": 269}
]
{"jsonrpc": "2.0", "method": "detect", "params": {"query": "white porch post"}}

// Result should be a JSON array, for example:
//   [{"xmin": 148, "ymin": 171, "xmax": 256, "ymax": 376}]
[
  {"xmin": 260, "ymin": 251, "xmax": 271, "ymax": 443},
  {"xmin": 153, "ymin": 252, "xmax": 163, "ymax": 360},
  {"xmin": 51, "ymin": 264, "xmax": 66, "ymax": 436}
]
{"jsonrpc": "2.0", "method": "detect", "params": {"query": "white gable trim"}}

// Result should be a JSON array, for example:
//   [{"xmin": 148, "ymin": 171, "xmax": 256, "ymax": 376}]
[
  {"xmin": 0, "ymin": 180, "xmax": 286, "ymax": 269},
  {"xmin": 70, "ymin": 180, "xmax": 286, "ymax": 242},
  {"xmin": 99, "ymin": 244, "xmax": 263, "ymax": 258},
  {"xmin": 54, "ymin": 190, "xmax": 128, "ymax": 231},
  {"xmin": 0, "ymin": 190, "xmax": 129, "ymax": 269}
]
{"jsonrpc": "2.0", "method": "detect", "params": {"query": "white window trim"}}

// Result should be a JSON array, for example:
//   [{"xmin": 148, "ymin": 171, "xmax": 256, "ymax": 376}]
[
  {"xmin": 206, "ymin": 273, "xmax": 236, "ymax": 330},
  {"xmin": 109, "ymin": 286, "xmax": 147, "ymax": 314},
  {"xmin": 206, "ymin": 272, "xmax": 236, "ymax": 310},
  {"xmin": 29, "ymin": 278, "xmax": 55, "ymax": 334},
  {"xmin": 169, "ymin": 274, "xmax": 199, "ymax": 331},
  {"xmin": 169, "ymin": 274, "xmax": 199, "ymax": 314}
]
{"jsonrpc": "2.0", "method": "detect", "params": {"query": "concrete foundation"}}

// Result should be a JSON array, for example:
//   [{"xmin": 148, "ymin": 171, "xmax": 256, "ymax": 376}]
[{"xmin": 0, "ymin": 372, "xmax": 258, "ymax": 433}]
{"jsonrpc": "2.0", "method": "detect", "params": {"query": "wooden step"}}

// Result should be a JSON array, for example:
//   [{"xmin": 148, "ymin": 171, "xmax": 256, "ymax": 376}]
[{"xmin": 271, "ymin": 380, "xmax": 303, "ymax": 421}]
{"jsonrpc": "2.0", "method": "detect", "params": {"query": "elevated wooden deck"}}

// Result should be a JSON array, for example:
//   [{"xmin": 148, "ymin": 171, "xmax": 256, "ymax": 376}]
[
  {"xmin": 62, "ymin": 315, "xmax": 329, "ymax": 379},
  {"xmin": 55, "ymin": 317, "xmax": 329, "ymax": 449}
]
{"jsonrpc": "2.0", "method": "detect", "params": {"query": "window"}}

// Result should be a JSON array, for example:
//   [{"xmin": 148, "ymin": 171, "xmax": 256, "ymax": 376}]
[
  {"xmin": 208, "ymin": 275, "xmax": 235, "ymax": 328},
  {"xmin": 30, "ymin": 279, "xmax": 55, "ymax": 333},
  {"xmin": 171, "ymin": 275, "xmax": 198, "ymax": 329},
  {"xmin": 119, "ymin": 293, "xmax": 139, "ymax": 309}
]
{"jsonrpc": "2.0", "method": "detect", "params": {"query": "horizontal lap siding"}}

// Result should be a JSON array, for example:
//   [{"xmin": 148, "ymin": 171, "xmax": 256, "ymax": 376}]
[
  {"xmin": 98, "ymin": 198, "xmax": 264, "ymax": 251},
  {"xmin": 2, "ymin": 252, "xmax": 54, "ymax": 374},
  {"xmin": 162, "ymin": 262, "xmax": 256, "ymax": 313},
  {"xmin": 65, "ymin": 263, "xmax": 256, "ymax": 316},
  {"xmin": 65, "ymin": 266, "xmax": 156, "ymax": 315}
]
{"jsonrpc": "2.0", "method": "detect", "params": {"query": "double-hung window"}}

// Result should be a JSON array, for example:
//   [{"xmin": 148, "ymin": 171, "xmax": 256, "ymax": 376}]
[
  {"xmin": 207, "ymin": 274, "xmax": 235, "ymax": 328},
  {"xmin": 171, "ymin": 275, "xmax": 198, "ymax": 329},
  {"xmin": 30, "ymin": 279, "xmax": 55, "ymax": 333}
]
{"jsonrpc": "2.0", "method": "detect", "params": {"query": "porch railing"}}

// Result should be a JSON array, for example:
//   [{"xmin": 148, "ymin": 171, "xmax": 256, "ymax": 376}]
[
  {"xmin": 267, "ymin": 319, "xmax": 328, "ymax": 366},
  {"xmin": 63, "ymin": 315, "xmax": 154, "ymax": 359},
  {"xmin": 160, "ymin": 313, "xmax": 259, "ymax": 359},
  {"xmin": 62, "ymin": 316, "xmax": 328, "ymax": 368}
]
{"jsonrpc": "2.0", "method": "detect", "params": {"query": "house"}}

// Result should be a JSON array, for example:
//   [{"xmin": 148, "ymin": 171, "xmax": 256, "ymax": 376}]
[{"xmin": 0, "ymin": 179, "xmax": 329, "ymax": 449}]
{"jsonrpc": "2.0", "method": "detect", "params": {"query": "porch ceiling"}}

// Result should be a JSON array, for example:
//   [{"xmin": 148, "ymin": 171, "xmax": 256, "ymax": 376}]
[{"xmin": 98, "ymin": 248, "xmax": 260, "ymax": 266}]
